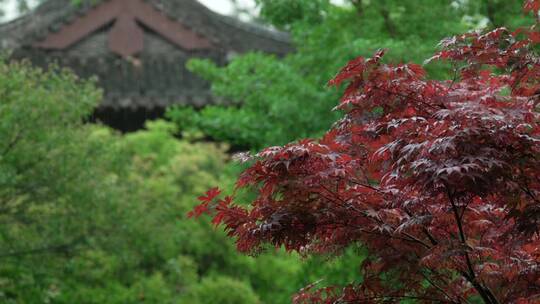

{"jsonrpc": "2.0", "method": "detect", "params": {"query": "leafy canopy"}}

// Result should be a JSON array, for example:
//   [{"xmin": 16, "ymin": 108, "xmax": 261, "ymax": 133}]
[
  {"xmin": 192, "ymin": 1, "xmax": 540, "ymax": 303},
  {"xmin": 0, "ymin": 59, "xmax": 284, "ymax": 304},
  {"xmin": 168, "ymin": 0, "xmax": 529, "ymax": 150},
  {"xmin": 0, "ymin": 58, "xmax": 367, "ymax": 304}
]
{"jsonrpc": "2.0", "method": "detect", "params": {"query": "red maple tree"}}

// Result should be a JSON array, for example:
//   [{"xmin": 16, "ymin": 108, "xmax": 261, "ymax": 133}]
[{"xmin": 190, "ymin": 2, "xmax": 540, "ymax": 303}]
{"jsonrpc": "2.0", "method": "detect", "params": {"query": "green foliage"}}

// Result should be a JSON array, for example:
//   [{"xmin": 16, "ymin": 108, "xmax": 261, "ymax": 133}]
[
  {"xmin": 0, "ymin": 60, "xmax": 108, "ymax": 301},
  {"xmin": 169, "ymin": 0, "xmax": 529, "ymax": 150},
  {"xmin": 254, "ymin": 0, "xmax": 331, "ymax": 29},
  {"xmin": 169, "ymin": 53, "xmax": 337, "ymax": 149},
  {"xmin": 181, "ymin": 276, "xmax": 260, "ymax": 304},
  {"xmin": 0, "ymin": 59, "xmax": 364, "ymax": 303}
]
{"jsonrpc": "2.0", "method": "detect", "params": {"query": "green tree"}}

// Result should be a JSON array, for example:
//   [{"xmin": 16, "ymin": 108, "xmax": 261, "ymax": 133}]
[
  {"xmin": 168, "ymin": 0, "xmax": 528, "ymax": 150},
  {"xmin": 0, "ymin": 60, "xmax": 103, "ymax": 262},
  {"xmin": 181, "ymin": 276, "xmax": 260, "ymax": 304},
  {"xmin": 0, "ymin": 59, "xmax": 124, "ymax": 302},
  {"xmin": 0, "ymin": 60, "xmax": 343, "ymax": 303}
]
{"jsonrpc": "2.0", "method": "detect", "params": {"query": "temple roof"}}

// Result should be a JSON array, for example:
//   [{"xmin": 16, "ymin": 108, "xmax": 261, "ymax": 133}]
[{"xmin": 0, "ymin": 0, "xmax": 292, "ymax": 110}]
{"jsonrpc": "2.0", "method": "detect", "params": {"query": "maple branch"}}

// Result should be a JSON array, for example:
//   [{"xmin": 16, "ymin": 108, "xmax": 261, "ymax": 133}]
[
  {"xmin": 354, "ymin": 227, "xmax": 431, "ymax": 248},
  {"xmin": 316, "ymin": 183, "xmax": 432, "ymax": 249},
  {"xmin": 340, "ymin": 295, "xmax": 454, "ymax": 303},
  {"xmin": 520, "ymin": 184, "xmax": 540, "ymax": 205},
  {"xmin": 422, "ymin": 227, "xmax": 439, "ymax": 245},
  {"xmin": 446, "ymin": 187, "xmax": 500, "ymax": 304},
  {"xmin": 460, "ymin": 270, "xmax": 500, "ymax": 304},
  {"xmin": 447, "ymin": 190, "xmax": 473, "ymax": 267},
  {"xmin": 348, "ymin": 179, "xmax": 383, "ymax": 193},
  {"xmin": 363, "ymin": 216, "xmax": 432, "ymax": 249},
  {"xmin": 421, "ymin": 269, "xmax": 467, "ymax": 304},
  {"xmin": 371, "ymin": 85, "xmax": 445, "ymax": 111},
  {"xmin": 403, "ymin": 208, "xmax": 439, "ymax": 246},
  {"xmin": 449, "ymin": 62, "xmax": 461, "ymax": 90},
  {"xmin": 342, "ymin": 197, "xmax": 433, "ymax": 249}
]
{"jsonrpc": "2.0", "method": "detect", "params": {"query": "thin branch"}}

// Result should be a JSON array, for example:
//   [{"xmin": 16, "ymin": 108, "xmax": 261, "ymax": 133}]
[
  {"xmin": 421, "ymin": 270, "xmax": 465, "ymax": 304},
  {"xmin": 316, "ymin": 183, "xmax": 432, "ymax": 249},
  {"xmin": 446, "ymin": 187, "xmax": 500, "ymax": 304},
  {"xmin": 372, "ymin": 85, "xmax": 446, "ymax": 111},
  {"xmin": 341, "ymin": 294, "xmax": 455, "ymax": 303}
]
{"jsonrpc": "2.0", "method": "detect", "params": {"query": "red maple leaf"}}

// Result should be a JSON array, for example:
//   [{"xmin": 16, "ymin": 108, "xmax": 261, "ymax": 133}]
[
  {"xmin": 524, "ymin": 0, "xmax": 540, "ymax": 14},
  {"xmin": 197, "ymin": 187, "xmax": 221, "ymax": 203}
]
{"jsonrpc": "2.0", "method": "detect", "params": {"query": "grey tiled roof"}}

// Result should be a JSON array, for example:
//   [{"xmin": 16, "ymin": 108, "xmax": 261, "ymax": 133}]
[{"xmin": 0, "ymin": 0, "xmax": 292, "ymax": 110}]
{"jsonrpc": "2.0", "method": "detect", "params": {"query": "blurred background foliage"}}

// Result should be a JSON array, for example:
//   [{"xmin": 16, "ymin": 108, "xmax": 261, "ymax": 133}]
[
  {"xmin": 0, "ymin": 59, "xmax": 364, "ymax": 303},
  {"xmin": 168, "ymin": 0, "xmax": 529, "ymax": 150},
  {"xmin": 0, "ymin": 0, "xmax": 532, "ymax": 303}
]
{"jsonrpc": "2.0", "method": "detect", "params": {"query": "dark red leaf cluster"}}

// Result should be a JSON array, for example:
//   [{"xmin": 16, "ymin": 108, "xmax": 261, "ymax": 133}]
[
  {"xmin": 191, "ymin": 2, "xmax": 540, "ymax": 303},
  {"xmin": 525, "ymin": 0, "xmax": 540, "ymax": 15}
]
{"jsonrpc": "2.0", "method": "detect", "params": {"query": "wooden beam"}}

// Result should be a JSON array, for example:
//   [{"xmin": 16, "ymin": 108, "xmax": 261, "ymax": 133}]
[
  {"xmin": 130, "ymin": 0, "xmax": 212, "ymax": 50},
  {"xmin": 34, "ymin": 0, "xmax": 121, "ymax": 49}
]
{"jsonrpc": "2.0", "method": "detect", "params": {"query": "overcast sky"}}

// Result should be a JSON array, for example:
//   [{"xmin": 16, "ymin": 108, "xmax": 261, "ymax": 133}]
[{"xmin": 1, "ymin": 0, "xmax": 257, "ymax": 21}]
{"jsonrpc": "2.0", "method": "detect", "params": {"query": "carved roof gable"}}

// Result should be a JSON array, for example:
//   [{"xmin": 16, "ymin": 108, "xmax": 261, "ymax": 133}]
[{"xmin": 34, "ymin": 0, "xmax": 213, "ymax": 57}]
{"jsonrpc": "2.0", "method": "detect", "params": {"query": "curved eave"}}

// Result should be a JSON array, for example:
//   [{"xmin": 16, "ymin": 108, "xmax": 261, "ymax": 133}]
[{"xmin": 0, "ymin": 0, "xmax": 77, "ymax": 48}]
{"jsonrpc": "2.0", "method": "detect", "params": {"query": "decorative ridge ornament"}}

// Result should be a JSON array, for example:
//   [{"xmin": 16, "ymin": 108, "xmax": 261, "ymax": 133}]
[{"xmin": 34, "ymin": 0, "xmax": 213, "ymax": 57}]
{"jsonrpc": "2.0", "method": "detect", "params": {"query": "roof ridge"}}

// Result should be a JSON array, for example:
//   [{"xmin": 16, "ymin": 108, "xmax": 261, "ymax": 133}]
[
  {"xmin": 209, "ymin": 12, "xmax": 289, "ymax": 43},
  {"xmin": 0, "ymin": 0, "xmax": 289, "ymax": 47},
  {"xmin": 141, "ymin": 0, "xmax": 290, "ymax": 45},
  {"xmin": 0, "ymin": 0, "xmax": 292, "ymax": 113}
]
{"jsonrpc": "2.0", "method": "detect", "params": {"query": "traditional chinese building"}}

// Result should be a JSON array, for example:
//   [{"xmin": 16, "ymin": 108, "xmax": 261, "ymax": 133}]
[{"xmin": 0, "ymin": 0, "xmax": 291, "ymax": 130}]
